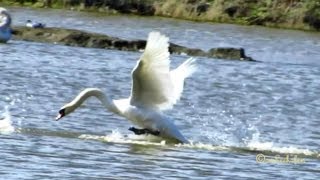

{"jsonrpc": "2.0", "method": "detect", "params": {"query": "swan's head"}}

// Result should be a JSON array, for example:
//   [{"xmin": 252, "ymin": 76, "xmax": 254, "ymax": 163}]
[{"xmin": 55, "ymin": 103, "xmax": 76, "ymax": 120}]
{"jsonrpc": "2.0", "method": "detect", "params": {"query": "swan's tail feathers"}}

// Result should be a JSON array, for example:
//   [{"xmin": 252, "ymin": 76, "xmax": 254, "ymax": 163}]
[{"xmin": 170, "ymin": 57, "xmax": 197, "ymax": 102}]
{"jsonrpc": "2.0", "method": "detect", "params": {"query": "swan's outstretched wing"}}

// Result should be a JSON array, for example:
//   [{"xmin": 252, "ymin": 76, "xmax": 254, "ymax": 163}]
[
  {"xmin": 169, "ymin": 57, "xmax": 196, "ymax": 103},
  {"xmin": 130, "ymin": 32, "xmax": 196, "ymax": 110}
]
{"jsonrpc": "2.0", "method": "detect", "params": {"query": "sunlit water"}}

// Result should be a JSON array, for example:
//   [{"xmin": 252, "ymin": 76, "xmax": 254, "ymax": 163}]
[{"xmin": 0, "ymin": 7, "xmax": 319, "ymax": 179}]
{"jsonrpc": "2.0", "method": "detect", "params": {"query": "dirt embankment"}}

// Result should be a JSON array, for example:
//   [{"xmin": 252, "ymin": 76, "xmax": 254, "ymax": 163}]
[
  {"xmin": 3, "ymin": 0, "xmax": 320, "ymax": 31},
  {"xmin": 12, "ymin": 26, "xmax": 254, "ymax": 61}
]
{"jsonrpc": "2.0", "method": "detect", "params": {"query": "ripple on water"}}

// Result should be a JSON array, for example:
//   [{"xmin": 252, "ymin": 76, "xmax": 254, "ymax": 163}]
[{"xmin": 0, "ymin": 7, "xmax": 319, "ymax": 179}]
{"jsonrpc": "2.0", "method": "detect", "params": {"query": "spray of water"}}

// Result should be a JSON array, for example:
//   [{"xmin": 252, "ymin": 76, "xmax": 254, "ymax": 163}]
[{"xmin": 0, "ymin": 106, "xmax": 15, "ymax": 134}]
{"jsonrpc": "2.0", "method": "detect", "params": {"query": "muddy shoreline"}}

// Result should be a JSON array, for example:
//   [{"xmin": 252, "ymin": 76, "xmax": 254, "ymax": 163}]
[{"xmin": 12, "ymin": 26, "xmax": 254, "ymax": 61}]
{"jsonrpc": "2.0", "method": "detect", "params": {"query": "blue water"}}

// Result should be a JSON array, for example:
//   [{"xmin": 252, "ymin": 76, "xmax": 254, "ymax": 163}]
[{"xmin": 0, "ymin": 7, "xmax": 319, "ymax": 179}]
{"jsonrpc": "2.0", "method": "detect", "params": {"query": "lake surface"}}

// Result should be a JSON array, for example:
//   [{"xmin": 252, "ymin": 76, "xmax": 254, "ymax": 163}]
[{"xmin": 1, "ymin": 7, "xmax": 320, "ymax": 179}]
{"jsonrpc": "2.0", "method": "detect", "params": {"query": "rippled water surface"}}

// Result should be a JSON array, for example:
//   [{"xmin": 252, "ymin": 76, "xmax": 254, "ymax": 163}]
[{"xmin": 1, "ymin": 7, "xmax": 320, "ymax": 179}]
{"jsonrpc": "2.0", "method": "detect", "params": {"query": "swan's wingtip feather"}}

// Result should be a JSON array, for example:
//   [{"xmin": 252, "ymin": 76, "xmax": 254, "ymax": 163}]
[
  {"xmin": 182, "ymin": 57, "xmax": 198, "ymax": 77},
  {"xmin": 148, "ymin": 31, "xmax": 164, "ymax": 38},
  {"xmin": 148, "ymin": 31, "xmax": 169, "ymax": 43}
]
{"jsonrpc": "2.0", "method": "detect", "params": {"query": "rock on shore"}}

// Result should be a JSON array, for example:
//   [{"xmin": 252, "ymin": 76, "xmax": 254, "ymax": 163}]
[{"xmin": 12, "ymin": 26, "xmax": 254, "ymax": 61}]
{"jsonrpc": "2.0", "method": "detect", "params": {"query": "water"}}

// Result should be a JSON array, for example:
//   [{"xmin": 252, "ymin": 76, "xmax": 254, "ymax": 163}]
[{"xmin": 1, "ymin": 7, "xmax": 320, "ymax": 179}]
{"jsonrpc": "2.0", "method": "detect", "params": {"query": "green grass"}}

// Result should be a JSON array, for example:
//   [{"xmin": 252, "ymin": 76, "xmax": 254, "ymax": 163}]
[{"xmin": 1, "ymin": 0, "xmax": 320, "ymax": 31}]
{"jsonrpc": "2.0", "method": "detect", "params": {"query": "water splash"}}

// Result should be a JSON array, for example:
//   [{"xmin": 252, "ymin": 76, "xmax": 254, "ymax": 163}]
[
  {"xmin": 79, "ymin": 131, "xmax": 228, "ymax": 151},
  {"xmin": 77, "ymin": 130, "xmax": 318, "ymax": 158},
  {"xmin": 10, "ymin": 125, "xmax": 318, "ymax": 158},
  {"xmin": 247, "ymin": 140, "xmax": 315, "ymax": 156},
  {"xmin": 245, "ymin": 131, "xmax": 316, "ymax": 157},
  {"xmin": 176, "ymin": 141, "xmax": 229, "ymax": 151},
  {"xmin": 79, "ymin": 130, "xmax": 167, "ymax": 146},
  {"xmin": 0, "ymin": 106, "xmax": 15, "ymax": 134},
  {"xmin": 200, "ymin": 111, "xmax": 312, "ymax": 157}
]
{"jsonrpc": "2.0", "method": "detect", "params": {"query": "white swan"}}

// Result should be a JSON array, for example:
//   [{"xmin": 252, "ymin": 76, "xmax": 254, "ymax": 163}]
[
  {"xmin": 56, "ymin": 32, "xmax": 197, "ymax": 144},
  {"xmin": 26, "ymin": 20, "xmax": 46, "ymax": 28},
  {"xmin": 0, "ymin": 7, "xmax": 12, "ymax": 43}
]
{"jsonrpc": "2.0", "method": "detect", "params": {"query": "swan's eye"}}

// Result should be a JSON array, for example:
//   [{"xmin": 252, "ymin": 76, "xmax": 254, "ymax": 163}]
[
  {"xmin": 55, "ymin": 108, "xmax": 66, "ymax": 120},
  {"xmin": 59, "ymin": 109, "xmax": 65, "ymax": 116}
]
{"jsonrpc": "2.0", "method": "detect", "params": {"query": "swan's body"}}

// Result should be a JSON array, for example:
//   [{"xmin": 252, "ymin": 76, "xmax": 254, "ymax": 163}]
[
  {"xmin": 0, "ymin": 7, "xmax": 12, "ymax": 43},
  {"xmin": 57, "ymin": 32, "xmax": 196, "ymax": 144}
]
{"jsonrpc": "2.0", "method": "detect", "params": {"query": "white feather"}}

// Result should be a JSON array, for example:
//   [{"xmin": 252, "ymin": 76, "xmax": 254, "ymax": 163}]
[
  {"xmin": 58, "ymin": 32, "xmax": 197, "ymax": 143},
  {"xmin": 130, "ymin": 32, "xmax": 197, "ymax": 110}
]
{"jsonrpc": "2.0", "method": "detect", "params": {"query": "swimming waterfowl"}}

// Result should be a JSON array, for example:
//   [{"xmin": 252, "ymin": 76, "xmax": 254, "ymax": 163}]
[
  {"xmin": 56, "ymin": 32, "xmax": 197, "ymax": 144},
  {"xmin": 26, "ymin": 20, "xmax": 46, "ymax": 28}
]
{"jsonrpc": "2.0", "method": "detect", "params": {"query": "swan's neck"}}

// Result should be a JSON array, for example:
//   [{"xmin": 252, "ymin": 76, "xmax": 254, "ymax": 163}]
[{"xmin": 69, "ymin": 88, "xmax": 120, "ymax": 115}]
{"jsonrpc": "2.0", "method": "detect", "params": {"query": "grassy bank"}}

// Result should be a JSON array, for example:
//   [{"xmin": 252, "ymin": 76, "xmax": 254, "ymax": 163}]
[{"xmin": 2, "ymin": 0, "xmax": 320, "ymax": 31}]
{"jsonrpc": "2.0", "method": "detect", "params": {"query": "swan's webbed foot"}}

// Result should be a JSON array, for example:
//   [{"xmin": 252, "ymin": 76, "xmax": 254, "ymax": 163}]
[
  {"xmin": 148, "ymin": 129, "xmax": 160, "ymax": 136},
  {"xmin": 128, "ymin": 127, "xmax": 160, "ymax": 136},
  {"xmin": 128, "ymin": 127, "xmax": 146, "ymax": 135}
]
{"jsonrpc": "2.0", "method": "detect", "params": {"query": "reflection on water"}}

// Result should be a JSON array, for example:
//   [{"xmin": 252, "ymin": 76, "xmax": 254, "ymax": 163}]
[{"xmin": 0, "ymin": 7, "xmax": 319, "ymax": 179}]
